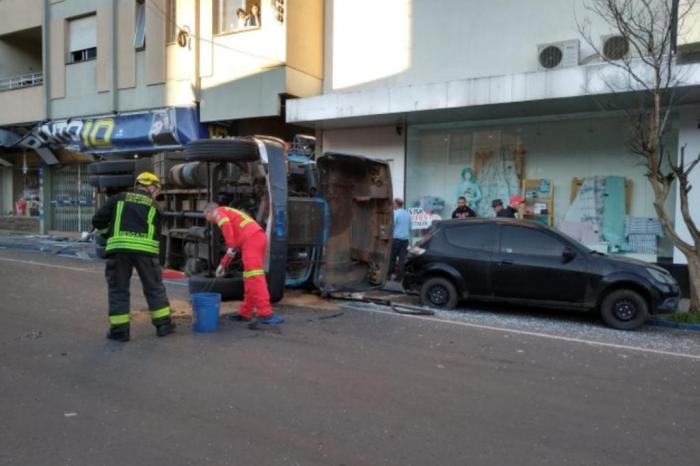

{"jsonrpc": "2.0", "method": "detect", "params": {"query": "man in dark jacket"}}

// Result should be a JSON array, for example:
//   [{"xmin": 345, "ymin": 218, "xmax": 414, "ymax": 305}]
[
  {"xmin": 92, "ymin": 172, "xmax": 175, "ymax": 342},
  {"xmin": 451, "ymin": 196, "xmax": 477, "ymax": 219},
  {"xmin": 492, "ymin": 195, "xmax": 524, "ymax": 218}
]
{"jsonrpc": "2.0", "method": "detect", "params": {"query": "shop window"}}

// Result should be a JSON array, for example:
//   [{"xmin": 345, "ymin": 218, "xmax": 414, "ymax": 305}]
[
  {"xmin": 134, "ymin": 0, "xmax": 146, "ymax": 50},
  {"xmin": 214, "ymin": 0, "xmax": 261, "ymax": 34},
  {"xmin": 500, "ymin": 226, "xmax": 564, "ymax": 257},
  {"xmin": 444, "ymin": 224, "xmax": 495, "ymax": 252},
  {"xmin": 68, "ymin": 14, "xmax": 97, "ymax": 64},
  {"xmin": 166, "ymin": 0, "xmax": 177, "ymax": 44}
]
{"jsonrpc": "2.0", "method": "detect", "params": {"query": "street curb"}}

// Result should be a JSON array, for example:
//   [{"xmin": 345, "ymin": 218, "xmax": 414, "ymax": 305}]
[{"xmin": 648, "ymin": 318, "xmax": 700, "ymax": 332}]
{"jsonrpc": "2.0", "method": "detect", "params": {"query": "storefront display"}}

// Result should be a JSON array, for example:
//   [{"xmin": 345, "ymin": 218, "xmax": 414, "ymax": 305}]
[{"xmin": 405, "ymin": 116, "xmax": 679, "ymax": 259}]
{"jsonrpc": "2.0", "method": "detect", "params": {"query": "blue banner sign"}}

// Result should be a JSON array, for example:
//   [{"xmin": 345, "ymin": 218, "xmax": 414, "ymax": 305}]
[{"xmin": 18, "ymin": 107, "xmax": 206, "ymax": 155}]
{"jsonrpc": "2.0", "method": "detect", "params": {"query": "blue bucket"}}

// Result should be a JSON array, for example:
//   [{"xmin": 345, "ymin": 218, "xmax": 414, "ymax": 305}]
[{"xmin": 191, "ymin": 292, "xmax": 221, "ymax": 333}]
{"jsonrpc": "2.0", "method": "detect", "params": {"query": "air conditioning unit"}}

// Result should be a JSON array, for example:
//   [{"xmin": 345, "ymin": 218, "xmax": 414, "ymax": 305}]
[
  {"xmin": 601, "ymin": 34, "xmax": 630, "ymax": 60},
  {"xmin": 537, "ymin": 40, "xmax": 580, "ymax": 70}
]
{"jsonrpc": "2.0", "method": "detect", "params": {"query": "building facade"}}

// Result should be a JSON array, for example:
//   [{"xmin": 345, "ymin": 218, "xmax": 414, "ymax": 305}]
[
  {"xmin": 0, "ymin": 0, "xmax": 323, "ymax": 233},
  {"xmin": 287, "ymin": 0, "xmax": 700, "ymax": 267}
]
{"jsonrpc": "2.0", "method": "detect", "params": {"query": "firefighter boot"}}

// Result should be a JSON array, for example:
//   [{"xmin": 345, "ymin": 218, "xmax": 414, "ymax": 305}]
[
  {"xmin": 107, "ymin": 325, "xmax": 130, "ymax": 342},
  {"xmin": 153, "ymin": 317, "xmax": 176, "ymax": 337}
]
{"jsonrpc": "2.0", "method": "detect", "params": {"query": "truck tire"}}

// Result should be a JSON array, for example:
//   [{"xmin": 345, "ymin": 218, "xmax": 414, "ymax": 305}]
[
  {"xmin": 88, "ymin": 160, "xmax": 136, "ymax": 175},
  {"xmin": 169, "ymin": 164, "xmax": 186, "ymax": 187},
  {"xmin": 98, "ymin": 174, "xmax": 136, "ymax": 189},
  {"xmin": 134, "ymin": 158, "xmax": 154, "ymax": 176},
  {"xmin": 188, "ymin": 273, "xmax": 244, "ymax": 301},
  {"xmin": 600, "ymin": 289, "xmax": 649, "ymax": 330},
  {"xmin": 88, "ymin": 175, "xmax": 101, "ymax": 188},
  {"xmin": 184, "ymin": 139, "xmax": 260, "ymax": 163}
]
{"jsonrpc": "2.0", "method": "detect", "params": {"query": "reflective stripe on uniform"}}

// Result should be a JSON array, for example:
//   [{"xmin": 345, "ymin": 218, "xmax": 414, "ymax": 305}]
[
  {"xmin": 150, "ymin": 306, "xmax": 170, "ymax": 320},
  {"xmin": 113, "ymin": 201, "xmax": 125, "ymax": 236},
  {"xmin": 222, "ymin": 207, "xmax": 255, "ymax": 228},
  {"xmin": 147, "ymin": 206, "xmax": 157, "ymax": 240},
  {"xmin": 109, "ymin": 314, "xmax": 130, "ymax": 325},
  {"xmin": 243, "ymin": 269, "xmax": 265, "ymax": 279},
  {"xmin": 106, "ymin": 238, "xmax": 160, "ymax": 254},
  {"xmin": 217, "ymin": 217, "xmax": 230, "ymax": 227}
]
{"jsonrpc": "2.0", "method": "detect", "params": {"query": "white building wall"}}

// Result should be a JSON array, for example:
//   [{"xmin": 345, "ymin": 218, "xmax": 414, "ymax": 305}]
[
  {"xmin": 324, "ymin": 0, "xmax": 614, "ymax": 93},
  {"xmin": 674, "ymin": 106, "xmax": 700, "ymax": 264},
  {"xmin": 322, "ymin": 126, "xmax": 405, "ymax": 200}
]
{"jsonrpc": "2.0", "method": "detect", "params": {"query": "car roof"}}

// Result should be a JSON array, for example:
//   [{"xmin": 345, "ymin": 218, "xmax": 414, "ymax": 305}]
[{"xmin": 434, "ymin": 218, "xmax": 553, "ymax": 232}]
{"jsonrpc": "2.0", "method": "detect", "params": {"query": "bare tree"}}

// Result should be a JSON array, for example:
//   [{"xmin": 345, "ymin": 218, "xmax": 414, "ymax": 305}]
[{"xmin": 578, "ymin": 0, "xmax": 700, "ymax": 313}]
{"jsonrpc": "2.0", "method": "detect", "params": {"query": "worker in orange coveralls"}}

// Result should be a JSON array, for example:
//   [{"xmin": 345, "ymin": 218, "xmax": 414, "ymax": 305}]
[{"xmin": 203, "ymin": 202, "xmax": 284, "ymax": 326}]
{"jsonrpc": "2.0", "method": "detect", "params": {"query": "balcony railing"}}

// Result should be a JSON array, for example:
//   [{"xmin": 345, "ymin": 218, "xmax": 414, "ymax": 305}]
[{"xmin": 0, "ymin": 72, "xmax": 43, "ymax": 92}]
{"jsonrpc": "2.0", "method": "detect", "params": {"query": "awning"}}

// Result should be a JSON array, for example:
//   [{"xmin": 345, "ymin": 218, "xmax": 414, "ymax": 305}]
[{"xmin": 3, "ymin": 106, "xmax": 207, "ymax": 158}]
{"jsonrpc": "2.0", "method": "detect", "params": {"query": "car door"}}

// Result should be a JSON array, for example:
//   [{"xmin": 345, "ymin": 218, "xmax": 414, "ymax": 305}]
[
  {"xmin": 436, "ymin": 223, "xmax": 495, "ymax": 297},
  {"xmin": 492, "ymin": 225, "xmax": 588, "ymax": 304}
]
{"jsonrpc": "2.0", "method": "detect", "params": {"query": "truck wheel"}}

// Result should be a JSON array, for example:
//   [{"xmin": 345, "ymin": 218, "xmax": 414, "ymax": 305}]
[
  {"xmin": 184, "ymin": 139, "xmax": 260, "ymax": 162},
  {"xmin": 188, "ymin": 273, "xmax": 244, "ymax": 301},
  {"xmin": 87, "ymin": 160, "xmax": 136, "ymax": 175},
  {"xmin": 88, "ymin": 175, "xmax": 101, "ymax": 188},
  {"xmin": 420, "ymin": 277, "xmax": 458, "ymax": 310},
  {"xmin": 600, "ymin": 289, "xmax": 649, "ymax": 330},
  {"xmin": 133, "ymin": 158, "xmax": 154, "ymax": 175},
  {"xmin": 98, "ymin": 174, "xmax": 136, "ymax": 189}
]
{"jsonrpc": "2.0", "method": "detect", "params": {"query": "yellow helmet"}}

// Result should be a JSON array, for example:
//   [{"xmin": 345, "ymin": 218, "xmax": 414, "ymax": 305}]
[{"xmin": 136, "ymin": 171, "xmax": 161, "ymax": 187}]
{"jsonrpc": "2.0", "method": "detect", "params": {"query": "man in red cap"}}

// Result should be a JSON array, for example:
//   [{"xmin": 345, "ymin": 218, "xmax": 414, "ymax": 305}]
[
  {"xmin": 493, "ymin": 195, "xmax": 524, "ymax": 218},
  {"xmin": 204, "ymin": 203, "xmax": 283, "ymax": 326}
]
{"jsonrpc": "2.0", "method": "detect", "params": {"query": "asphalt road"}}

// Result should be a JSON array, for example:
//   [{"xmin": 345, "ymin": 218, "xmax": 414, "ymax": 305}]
[{"xmin": 0, "ymin": 248, "xmax": 699, "ymax": 466}]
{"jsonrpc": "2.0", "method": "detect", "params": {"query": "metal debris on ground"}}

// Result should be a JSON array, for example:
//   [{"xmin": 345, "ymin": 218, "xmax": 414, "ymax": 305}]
[{"xmin": 391, "ymin": 304, "xmax": 435, "ymax": 316}]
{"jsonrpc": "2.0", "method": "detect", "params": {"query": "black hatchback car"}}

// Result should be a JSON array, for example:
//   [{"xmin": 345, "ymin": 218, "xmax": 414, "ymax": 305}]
[{"xmin": 402, "ymin": 219, "xmax": 680, "ymax": 330}]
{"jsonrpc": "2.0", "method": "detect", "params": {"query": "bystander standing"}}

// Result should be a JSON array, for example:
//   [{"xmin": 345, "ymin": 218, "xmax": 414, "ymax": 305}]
[{"xmin": 389, "ymin": 198, "xmax": 411, "ymax": 281}]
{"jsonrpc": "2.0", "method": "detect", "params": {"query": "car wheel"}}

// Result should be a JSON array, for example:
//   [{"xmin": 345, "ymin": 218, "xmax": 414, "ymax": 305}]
[
  {"xmin": 420, "ymin": 277, "xmax": 458, "ymax": 310},
  {"xmin": 184, "ymin": 138, "xmax": 260, "ymax": 163},
  {"xmin": 600, "ymin": 289, "xmax": 649, "ymax": 330},
  {"xmin": 87, "ymin": 160, "xmax": 136, "ymax": 175}
]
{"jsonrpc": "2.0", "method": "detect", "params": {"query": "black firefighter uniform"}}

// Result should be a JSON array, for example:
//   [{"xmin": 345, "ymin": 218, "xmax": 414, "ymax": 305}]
[{"xmin": 92, "ymin": 188, "xmax": 172, "ymax": 333}]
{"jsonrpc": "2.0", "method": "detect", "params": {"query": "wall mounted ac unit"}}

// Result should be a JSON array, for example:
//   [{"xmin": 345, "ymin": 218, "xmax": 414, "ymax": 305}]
[
  {"xmin": 537, "ymin": 39, "xmax": 580, "ymax": 70},
  {"xmin": 601, "ymin": 34, "xmax": 630, "ymax": 60}
]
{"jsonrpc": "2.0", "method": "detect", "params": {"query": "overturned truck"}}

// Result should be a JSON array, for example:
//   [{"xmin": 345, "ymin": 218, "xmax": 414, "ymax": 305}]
[{"xmin": 88, "ymin": 136, "xmax": 394, "ymax": 301}]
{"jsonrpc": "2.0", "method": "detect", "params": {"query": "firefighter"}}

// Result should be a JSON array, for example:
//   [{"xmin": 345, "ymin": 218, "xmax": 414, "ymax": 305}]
[
  {"xmin": 203, "ymin": 202, "xmax": 284, "ymax": 326},
  {"xmin": 92, "ymin": 172, "xmax": 175, "ymax": 342}
]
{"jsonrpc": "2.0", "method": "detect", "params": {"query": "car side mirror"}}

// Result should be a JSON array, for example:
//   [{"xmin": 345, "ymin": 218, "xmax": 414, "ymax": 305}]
[{"xmin": 562, "ymin": 246, "xmax": 576, "ymax": 263}]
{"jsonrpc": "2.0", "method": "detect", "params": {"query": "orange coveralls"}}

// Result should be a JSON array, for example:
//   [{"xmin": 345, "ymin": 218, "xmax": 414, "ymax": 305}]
[{"xmin": 212, "ymin": 207, "xmax": 272, "ymax": 318}]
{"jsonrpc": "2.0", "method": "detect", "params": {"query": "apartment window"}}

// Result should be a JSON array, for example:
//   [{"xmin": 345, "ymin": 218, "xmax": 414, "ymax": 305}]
[
  {"xmin": 134, "ymin": 0, "xmax": 146, "ymax": 50},
  {"xmin": 68, "ymin": 14, "xmax": 97, "ymax": 64},
  {"xmin": 214, "ymin": 0, "xmax": 261, "ymax": 34},
  {"xmin": 166, "ymin": 0, "xmax": 177, "ymax": 44}
]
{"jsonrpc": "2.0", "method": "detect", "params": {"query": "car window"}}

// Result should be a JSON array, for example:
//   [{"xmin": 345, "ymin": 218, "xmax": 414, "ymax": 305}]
[
  {"xmin": 444, "ymin": 224, "xmax": 495, "ymax": 252},
  {"xmin": 500, "ymin": 225, "xmax": 564, "ymax": 257}
]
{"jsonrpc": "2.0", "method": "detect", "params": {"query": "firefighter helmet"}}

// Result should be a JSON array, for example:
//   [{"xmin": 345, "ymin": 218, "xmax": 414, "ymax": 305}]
[{"xmin": 136, "ymin": 172, "xmax": 161, "ymax": 187}]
